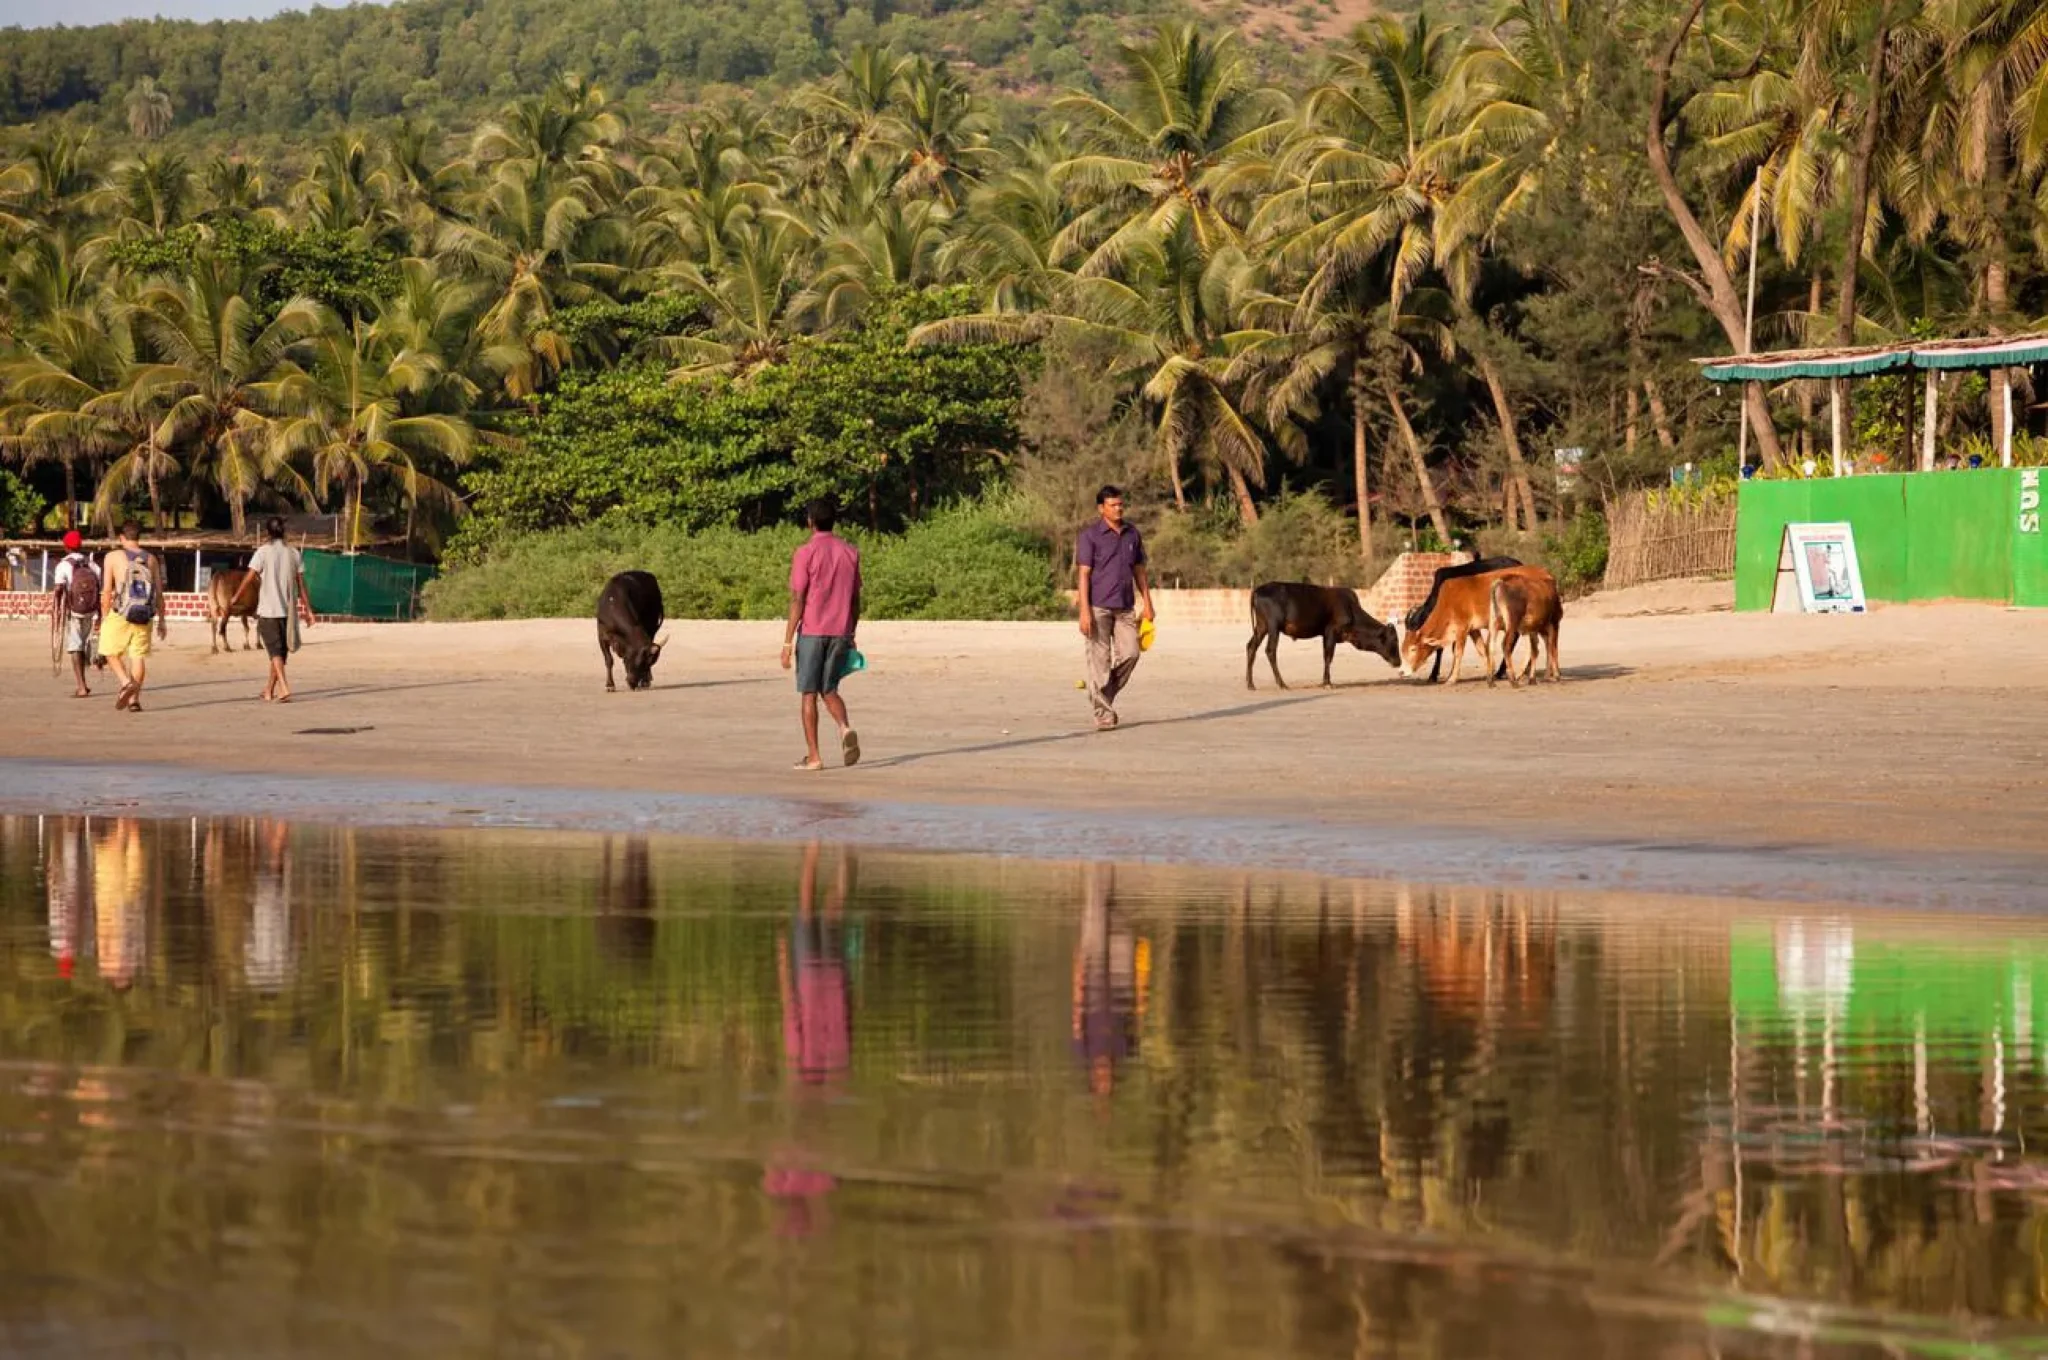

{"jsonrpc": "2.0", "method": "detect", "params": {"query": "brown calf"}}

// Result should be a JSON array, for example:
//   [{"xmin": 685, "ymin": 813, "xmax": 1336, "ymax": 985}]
[
  {"xmin": 1399, "ymin": 566, "xmax": 1560, "ymax": 686},
  {"xmin": 1488, "ymin": 571, "xmax": 1562, "ymax": 686},
  {"xmin": 208, "ymin": 567, "xmax": 260, "ymax": 654}
]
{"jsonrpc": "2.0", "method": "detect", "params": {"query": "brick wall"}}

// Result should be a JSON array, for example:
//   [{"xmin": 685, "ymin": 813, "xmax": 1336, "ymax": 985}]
[
  {"xmin": 1362, "ymin": 552, "xmax": 1465, "ymax": 622},
  {"xmin": 0, "ymin": 591, "xmax": 214, "ymax": 622}
]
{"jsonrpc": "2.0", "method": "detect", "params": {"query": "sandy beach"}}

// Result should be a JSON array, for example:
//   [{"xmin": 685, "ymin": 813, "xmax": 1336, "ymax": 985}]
[{"xmin": 5, "ymin": 582, "xmax": 2047, "ymax": 890}]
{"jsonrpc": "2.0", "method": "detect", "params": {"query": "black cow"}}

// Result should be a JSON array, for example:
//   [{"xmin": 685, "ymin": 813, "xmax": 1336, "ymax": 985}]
[
  {"xmin": 597, "ymin": 570, "xmax": 668, "ymax": 691},
  {"xmin": 1406, "ymin": 556, "xmax": 1522, "ymax": 683},
  {"xmin": 1246, "ymin": 582, "xmax": 1401, "ymax": 690}
]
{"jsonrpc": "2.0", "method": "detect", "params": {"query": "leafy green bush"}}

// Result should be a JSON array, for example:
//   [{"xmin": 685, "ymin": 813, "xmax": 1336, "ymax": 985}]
[
  {"xmin": 0, "ymin": 470, "xmax": 48, "ymax": 536},
  {"xmin": 424, "ymin": 500, "xmax": 1066, "ymax": 622},
  {"xmin": 1546, "ymin": 510, "xmax": 1609, "ymax": 591}
]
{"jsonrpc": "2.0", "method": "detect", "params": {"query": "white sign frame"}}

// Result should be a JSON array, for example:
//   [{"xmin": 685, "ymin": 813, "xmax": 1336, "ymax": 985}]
[{"xmin": 1780, "ymin": 522, "xmax": 1867, "ymax": 614}]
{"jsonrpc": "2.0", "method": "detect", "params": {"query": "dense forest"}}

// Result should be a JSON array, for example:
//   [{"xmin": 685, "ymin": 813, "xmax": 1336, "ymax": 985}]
[{"xmin": 3, "ymin": 0, "xmax": 2047, "ymax": 603}]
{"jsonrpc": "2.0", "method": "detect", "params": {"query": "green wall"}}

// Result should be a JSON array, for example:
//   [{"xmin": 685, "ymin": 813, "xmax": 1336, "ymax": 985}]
[{"xmin": 1736, "ymin": 469, "xmax": 2039, "ymax": 610}]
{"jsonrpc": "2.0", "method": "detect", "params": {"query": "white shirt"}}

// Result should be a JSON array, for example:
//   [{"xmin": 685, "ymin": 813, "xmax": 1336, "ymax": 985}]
[{"xmin": 52, "ymin": 552, "xmax": 92, "ymax": 593}]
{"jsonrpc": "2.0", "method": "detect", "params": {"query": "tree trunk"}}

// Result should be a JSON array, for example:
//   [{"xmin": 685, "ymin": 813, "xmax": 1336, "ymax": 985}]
[
  {"xmin": 1381, "ymin": 375, "xmax": 1452, "ymax": 549},
  {"xmin": 1830, "ymin": 22, "xmax": 1890, "ymax": 459},
  {"xmin": 1799, "ymin": 273, "xmax": 1822, "ymax": 461},
  {"xmin": 1625, "ymin": 381, "xmax": 1640, "ymax": 456},
  {"xmin": 1226, "ymin": 464, "xmax": 1259, "ymax": 526},
  {"xmin": 62, "ymin": 457, "xmax": 77, "ymax": 532},
  {"xmin": 1352, "ymin": 375, "xmax": 1372, "ymax": 561},
  {"xmin": 1646, "ymin": 380, "xmax": 1678, "ymax": 450},
  {"xmin": 1646, "ymin": 0, "xmax": 1785, "ymax": 469},
  {"xmin": 146, "ymin": 438, "xmax": 163, "ymax": 533},
  {"xmin": 1476, "ymin": 354, "xmax": 1535, "ymax": 532},
  {"xmin": 1988, "ymin": 259, "xmax": 2011, "ymax": 451}
]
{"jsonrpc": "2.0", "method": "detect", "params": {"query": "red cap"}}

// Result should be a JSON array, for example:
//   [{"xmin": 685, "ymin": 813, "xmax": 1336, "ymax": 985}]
[{"xmin": 61, "ymin": 530, "xmax": 82, "ymax": 551}]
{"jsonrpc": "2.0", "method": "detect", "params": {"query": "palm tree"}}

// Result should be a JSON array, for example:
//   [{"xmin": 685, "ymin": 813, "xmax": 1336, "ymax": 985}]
[
  {"xmin": 881, "ymin": 56, "xmax": 994, "ymax": 206},
  {"xmin": 1052, "ymin": 24, "xmax": 1287, "ymax": 277},
  {"xmin": 435, "ymin": 161, "xmax": 626, "ymax": 398},
  {"xmin": 107, "ymin": 150, "xmax": 195, "ymax": 237},
  {"xmin": 0, "ymin": 298, "xmax": 131, "ymax": 531},
  {"xmin": 939, "ymin": 132, "xmax": 1076, "ymax": 312},
  {"xmin": 917, "ymin": 223, "xmax": 1270, "ymax": 523},
  {"xmin": 127, "ymin": 264, "xmax": 328, "ymax": 532},
  {"xmin": 200, "ymin": 156, "xmax": 266, "ymax": 215},
  {"xmin": 265, "ymin": 322, "xmax": 475, "ymax": 550},
  {"xmin": 125, "ymin": 76, "xmax": 175, "ymax": 141},
  {"xmin": 660, "ymin": 219, "xmax": 816, "ymax": 379}
]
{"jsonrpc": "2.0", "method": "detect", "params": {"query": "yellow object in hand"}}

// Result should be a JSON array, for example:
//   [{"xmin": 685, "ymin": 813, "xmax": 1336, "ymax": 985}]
[{"xmin": 1138, "ymin": 618, "xmax": 1156, "ymax": 651}]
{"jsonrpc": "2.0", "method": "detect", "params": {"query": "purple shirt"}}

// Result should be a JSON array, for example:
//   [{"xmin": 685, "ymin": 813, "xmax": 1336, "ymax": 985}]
[
  {"xmin": 790, "ymin": 531, "xmax": 861, "ymax": 637},
  {"xmin": 1077, "ymin": 518, "xmax": 1146, "ymax": 610}
]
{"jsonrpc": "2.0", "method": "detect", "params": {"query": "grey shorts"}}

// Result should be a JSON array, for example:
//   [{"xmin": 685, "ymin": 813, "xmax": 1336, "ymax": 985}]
[
  {"xmin": 794, "ymin": 635, "xmax": 851, "ymax": 695},
  {"xmin": 61, "ymin": 613, "xmax": 95, "ymax": 655},
  {"xmin": 258, "ymin": 616, "xmax": 289, "ymax": 660}
]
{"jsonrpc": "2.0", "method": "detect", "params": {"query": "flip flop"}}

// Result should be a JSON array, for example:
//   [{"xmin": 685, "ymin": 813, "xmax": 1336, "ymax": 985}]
[
  {"xmin": 841, "ymin": 730, "xmax": 861, "ymax": 767},
  {"xmin": 793, "ymin": 758, "xmax": 824, "ymax": 771},
  {"xmin": 114, "ymin": 683, "xmax": 137, "ymax": 712}
]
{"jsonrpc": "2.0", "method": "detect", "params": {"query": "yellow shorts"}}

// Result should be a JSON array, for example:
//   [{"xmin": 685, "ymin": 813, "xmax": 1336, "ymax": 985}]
[{"xmin": 98, "ymin": 613, "xmax": 154, "ymax": 663}]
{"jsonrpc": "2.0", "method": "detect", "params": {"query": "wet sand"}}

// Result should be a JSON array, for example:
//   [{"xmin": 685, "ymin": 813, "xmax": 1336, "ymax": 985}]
[{"xmin": 5, "ymin": 592, "xmax": 2047, "ymax": 904}]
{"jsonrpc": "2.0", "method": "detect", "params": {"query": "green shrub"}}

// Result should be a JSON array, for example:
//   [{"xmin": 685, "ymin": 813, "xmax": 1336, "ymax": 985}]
[
  {"xmin": 424, "ymin": 500, "xmax": 1066, "ymax": 622},
  {"xmin": 0, "ymin": 470, "xmax": 48, "ymax": 536}
]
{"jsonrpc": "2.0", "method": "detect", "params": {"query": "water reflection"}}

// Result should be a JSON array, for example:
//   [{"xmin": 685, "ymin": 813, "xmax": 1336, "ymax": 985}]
[{"xmin": 3, "ymin": 816, "xmax": 2048, "ymax": 1358}]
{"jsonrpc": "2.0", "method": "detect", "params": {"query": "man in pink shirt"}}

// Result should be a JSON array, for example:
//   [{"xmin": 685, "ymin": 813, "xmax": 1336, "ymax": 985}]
[{"xmin": 781, "ymin": 496, "xmax": 863, "ymax": 770}]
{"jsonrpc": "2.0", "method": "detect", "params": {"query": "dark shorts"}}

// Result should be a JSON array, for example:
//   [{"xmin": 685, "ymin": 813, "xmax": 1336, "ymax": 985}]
[
  {"xmin": 794, "ymin": 634, "xmax": 850, "ymax": 695},
  {"xmin": 258, "ymin": 616, "xmax": 289, "ymax": 660}
]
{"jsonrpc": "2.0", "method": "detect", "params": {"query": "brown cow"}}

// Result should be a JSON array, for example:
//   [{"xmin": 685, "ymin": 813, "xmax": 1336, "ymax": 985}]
[
  {"xmin": 1488, "ymin": 571, "xmax": 1562, "ymax": 686},
  {"xmin": 208, "ymin": 567, "xmax": 261, "ymax": 654},
  {"xmin": 1399, "ymin": 566, "xmax": 1559, "ymax": 686}
]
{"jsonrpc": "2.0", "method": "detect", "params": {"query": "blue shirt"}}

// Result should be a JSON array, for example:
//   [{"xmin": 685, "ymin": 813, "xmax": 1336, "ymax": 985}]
[{"xmin": 1077, "ymin": 518, "xmax": 1146, "ymax": 610}]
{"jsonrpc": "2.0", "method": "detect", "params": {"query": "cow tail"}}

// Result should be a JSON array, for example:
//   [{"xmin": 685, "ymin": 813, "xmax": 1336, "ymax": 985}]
[{"xmin": 1488, "ymin": 577, "xmax": 1506, "ymax": 642}]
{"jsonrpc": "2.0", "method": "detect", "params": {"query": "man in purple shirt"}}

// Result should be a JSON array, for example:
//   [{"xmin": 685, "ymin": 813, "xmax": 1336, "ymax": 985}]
[
  {"xmin": 1076, "ymin": 484, "xmax": 1154, "ymax": 730},
  {"xmin": 782, "ymin": 496, "xmax": 863, "ymax": 770}
]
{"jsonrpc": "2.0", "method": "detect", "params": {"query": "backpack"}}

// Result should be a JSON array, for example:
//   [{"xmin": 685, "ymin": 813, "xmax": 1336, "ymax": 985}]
[
  {"xmin": 63, "ymin": 556, "xmax": 99, "ymax": 616},
  {"xmin": 118, "ymin": 550, "xmax": 157, "ymax": 626}
]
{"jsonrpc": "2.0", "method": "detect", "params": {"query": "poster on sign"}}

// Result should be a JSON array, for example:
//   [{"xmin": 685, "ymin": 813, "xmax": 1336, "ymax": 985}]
[{"xmin": 1774, "ymin": 522, "xmax": 1866, "ymax": 614}]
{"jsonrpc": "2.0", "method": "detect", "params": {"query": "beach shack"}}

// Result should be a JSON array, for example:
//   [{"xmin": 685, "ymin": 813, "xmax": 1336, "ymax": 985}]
[{"xmin": 1693, "ymin": 335, "xmax": 2048, "ymax": 610}]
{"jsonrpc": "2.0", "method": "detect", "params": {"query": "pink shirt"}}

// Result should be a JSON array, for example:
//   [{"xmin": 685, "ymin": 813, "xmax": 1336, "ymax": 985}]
[{"xmin": 790, "ymin": 532, "xmax": 860, "ymax": 637}]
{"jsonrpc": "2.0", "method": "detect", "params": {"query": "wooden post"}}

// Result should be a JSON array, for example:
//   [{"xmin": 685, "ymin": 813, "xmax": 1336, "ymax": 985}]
[
  {"xmin": 1921, "ymin": 368, "xmax": 1938, "ymax": 471},
  {"xmin": 1739, "ymin": 168, "xmax": 1762, "ymax": 475},
  {"xmin": 2003, "ymin": 375, "xmax": 2016, "ymax": 467},
  {"xmin": 1830, "ymin": 381, "xmax": 1845, "ymax": 477}
]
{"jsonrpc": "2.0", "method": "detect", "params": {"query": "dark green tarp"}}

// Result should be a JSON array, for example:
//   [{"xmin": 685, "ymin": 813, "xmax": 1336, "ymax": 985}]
[{"xmin": 303, "ymin": 549, "xmax": 436, "ymax": 620}]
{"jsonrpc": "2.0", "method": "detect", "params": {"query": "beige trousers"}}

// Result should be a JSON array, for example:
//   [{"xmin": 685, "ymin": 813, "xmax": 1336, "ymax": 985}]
[{"xmin": 1085, "ymin": 607, "xmax": 1140, "ymax": 720}]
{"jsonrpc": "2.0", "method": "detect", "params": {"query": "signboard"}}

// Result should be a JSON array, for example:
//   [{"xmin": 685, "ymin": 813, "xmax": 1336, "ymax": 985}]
[
  {"xmin": 2021, "ymin": 468, "xmax": 2041, "ymax": 535},
  {"xmin": 1773, "ymin": 522, "xmax": 1867, "ymax": 614}
]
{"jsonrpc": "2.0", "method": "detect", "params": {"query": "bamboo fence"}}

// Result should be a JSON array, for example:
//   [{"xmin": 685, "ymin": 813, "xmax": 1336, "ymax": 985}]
[{"xmin": 1602, "ymin": 490, "xmax": 1737, "ymax": 589}]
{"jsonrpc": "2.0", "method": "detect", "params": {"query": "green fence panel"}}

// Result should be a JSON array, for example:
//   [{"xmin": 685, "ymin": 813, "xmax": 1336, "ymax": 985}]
[
  {"xmin": 1816, "ymin": 474, "xmax": 1911, "ymax": 600},
  {"xmin": 1903, "ymin": 469, "xmax": 2011, "ymax": 601},
  {"xmin": 302, "ymin": 549, "xmax": 437, "ymax": 620},
  {"xmin": 1733, "ymin": 480, "xmax": 1810, "ymax": 611},
  {"xmin": 2015, "ymin": 468, "xmax": 2048, "ymax": 607}
]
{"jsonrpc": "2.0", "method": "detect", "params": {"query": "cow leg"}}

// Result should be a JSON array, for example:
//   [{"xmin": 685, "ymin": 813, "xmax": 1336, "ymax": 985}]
[
  {"xmin": 1245, "ymin": 622, "xmax": 1263, "ymax": 691},
  {"xmin": 600, "ymin": 635, "xmax": 617, "ymax": 692},
  {"xmin": 1266, "ymin": 631, "xmax": 1287, "ymax": 689},
  {"xmin": 242, "ymin": 616, "xmax": 254, "ymax": 650},
  {"xmin": 209, "ymin": 613, "xmax": 221, "ymax": 655},
  {"xmin": 1443, "ymin": 632, "xmax": 1463, "ymax": 685},
  {"xmin": 1546, "ymin": 625, "xmax": 1561, "ymax": 682},
  {"xmin": 1427, "ymin": 649, "xmax": 1443, "ymax": 683},
  {"xmin": 1321, "ymin": 634, "xmax": 1337, "ymax": 688},
  {"xmin": 1500, "ymin": 629, "xmax": 1519, "ymax": 689}
]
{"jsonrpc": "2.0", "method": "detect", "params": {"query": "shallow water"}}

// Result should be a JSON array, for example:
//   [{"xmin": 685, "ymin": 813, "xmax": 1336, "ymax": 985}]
[{"xmin": 3, "ymin": 817, "xmax": 2048, "ymax": 1359}]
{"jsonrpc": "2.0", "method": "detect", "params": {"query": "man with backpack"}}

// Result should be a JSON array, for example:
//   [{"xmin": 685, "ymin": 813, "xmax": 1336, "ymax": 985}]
[
  {"xmin": 98, "ymin": 520, "xmax": 167, "ymax": 713},
  {"xmin": 49, "ymin": 530, "xmax": 102, "ymax": 698}
]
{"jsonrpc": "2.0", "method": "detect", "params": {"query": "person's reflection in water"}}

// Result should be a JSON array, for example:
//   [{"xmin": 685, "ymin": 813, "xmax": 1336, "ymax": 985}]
[
  {"xmin": 91, "ymin": 818, "xmax": 147, "ymax": 991},
  {"xmin": 765, "ymin": 842, "xmax": 853, "ymax": 1237},
  {"xmin": 245, "ymin": 819, "xmax": 294, "ymax": 991},
  {"xmin": 46, "ymin": 817, "xmax": 93, "ymax": 979},
  {"xmin": 594, "ymin": 836, "xmax": 656, "ymax": 966},
  {"xmin": 1072, "ymin": 863, "xmax": 1143, "ymax": 1100}
]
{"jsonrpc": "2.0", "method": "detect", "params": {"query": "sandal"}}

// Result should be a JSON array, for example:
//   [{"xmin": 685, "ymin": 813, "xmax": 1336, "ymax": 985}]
[
  {"xmin": 841, "ymin": 730, "xmax": 861, "ymax": 767},
  {"xmin": 793, "ymin": 758, "xmax": 825, "ymax": 771},
  {"xmin": 114, "ymin": 683, "xmax": 138, "ymax": 712}
]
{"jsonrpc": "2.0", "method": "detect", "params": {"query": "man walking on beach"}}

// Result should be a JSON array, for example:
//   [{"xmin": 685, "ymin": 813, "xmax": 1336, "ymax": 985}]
[
  {"xmin": 49, "ymin": 530, "xmax": 101, "ymax": 698},
  {"xmin": 97, "ymin": 520, "xmax": 165, "ymax": 713},
  {"xmin": 781, "ymin": 496, "xmax": 862, "ymax": 771},
  {"xmin": 1077, "ymin": 485, "xmax": 1153, "ymax": 730},
  {"xmin": 246, "ymin": 516, "xmax": 311, "ymax": 702}
]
